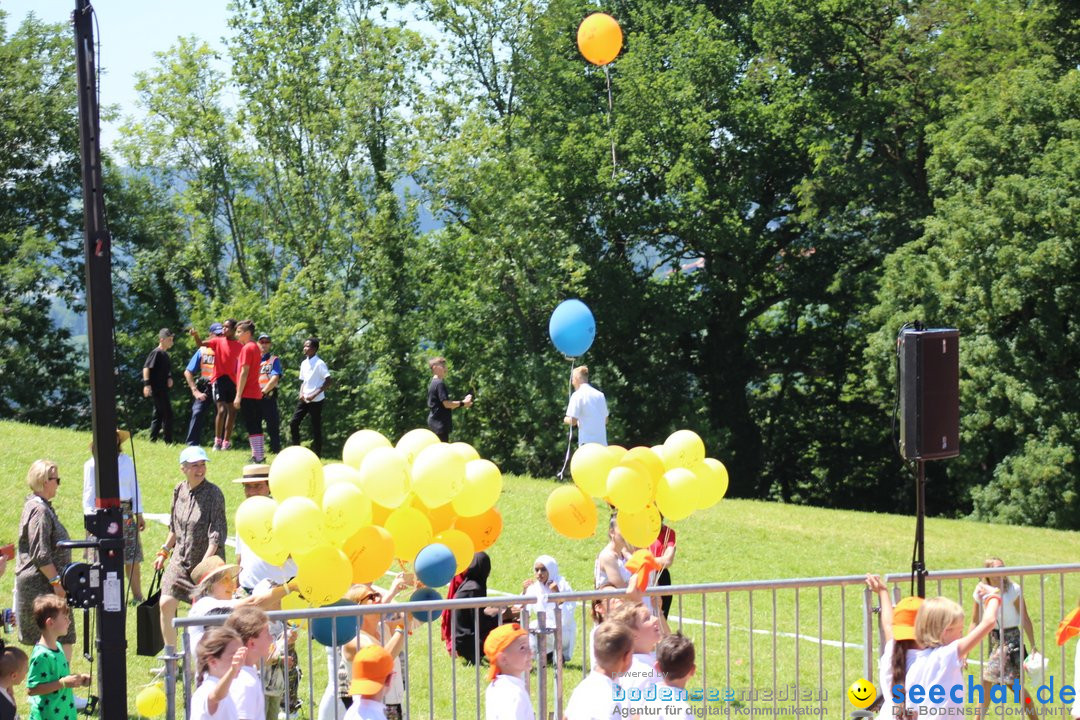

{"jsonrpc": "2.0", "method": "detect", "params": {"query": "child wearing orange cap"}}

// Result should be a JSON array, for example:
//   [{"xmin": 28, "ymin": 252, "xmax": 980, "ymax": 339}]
[
  {"xmin": 1057, "ymin": 599, "xmax": 1080, "ymax": 720},
  {"xmin": 483, "ymin": 623, "xmax": 535, "ymax": 720},
  {"xmin": 564, "ymin": 622, "xmax": 633, "ymax": 720},
  {"xmin": 866, "ymin": 574, "xmax": 922, "ymax": 720},
  {"xmin": 343, "ymin": 646, "xmax": 395, "ymax": 720}
]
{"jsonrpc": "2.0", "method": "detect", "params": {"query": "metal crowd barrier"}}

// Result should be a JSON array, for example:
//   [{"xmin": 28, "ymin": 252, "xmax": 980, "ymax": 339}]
[{"xmin": 167, "ymin": 563, "xmax": 1080, "ymax": 720}]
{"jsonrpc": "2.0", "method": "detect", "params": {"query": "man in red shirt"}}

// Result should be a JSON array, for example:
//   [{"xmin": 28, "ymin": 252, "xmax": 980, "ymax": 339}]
[
  {"xmin": 233, "ymin": 319, "xmax": 266, "ymax": 462},
  {"xmin": 189, "ymin": 319, "xmax": 241, "ymax": 450}
]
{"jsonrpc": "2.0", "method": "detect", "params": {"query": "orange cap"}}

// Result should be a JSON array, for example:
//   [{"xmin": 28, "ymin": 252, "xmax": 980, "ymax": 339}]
[
  {"xmin": 892, "ymin": 596, "xmax": 923, "ymax": 642},
  {"xmin": 1057, "ymin": 607, "xmax": 1080, "ymax": 646},
  {"xmin": 483, "ymin": 623, "xmax": 527, "ymax": 682},
  {"xmin": 348, "ymin": 646, "xmax": 394, "ymax": 696}
]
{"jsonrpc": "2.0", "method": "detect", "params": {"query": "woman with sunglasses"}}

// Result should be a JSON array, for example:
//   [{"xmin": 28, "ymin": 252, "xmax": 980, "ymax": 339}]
[{"xmin": 15, "ymin": 460, "xmax": 76, "ymax": 661}]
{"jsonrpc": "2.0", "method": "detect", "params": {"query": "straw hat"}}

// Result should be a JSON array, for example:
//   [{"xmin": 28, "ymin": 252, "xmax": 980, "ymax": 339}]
[
  {"xmin": 233, "ymin": 464, "xmax": 270, "ymax": 484},
  {"xmin": 88, "ymin": 429, "xmax": 131, "ymax": 452},
  {"xmin": 189, "ymin": 556, "xmax": 240, "ymax": 587}
]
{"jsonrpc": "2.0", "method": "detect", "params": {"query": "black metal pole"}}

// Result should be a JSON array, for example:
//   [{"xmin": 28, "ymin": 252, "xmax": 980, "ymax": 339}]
[
  {"xmin": 72, "ymin": 2, "xmax": 128, "ymax": 717},
  {"xmin": 913, "ymin": 459, "xmax": 927, "ymax": 598}
]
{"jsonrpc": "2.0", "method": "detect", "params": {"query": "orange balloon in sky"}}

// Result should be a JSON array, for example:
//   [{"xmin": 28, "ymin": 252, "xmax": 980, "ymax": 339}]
[{"xmin": 577, "ymin": 13, "xmax": 623, "ymax": 66}]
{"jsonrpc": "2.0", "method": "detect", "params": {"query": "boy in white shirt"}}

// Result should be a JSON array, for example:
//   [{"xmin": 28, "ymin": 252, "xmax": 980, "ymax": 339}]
[
  {"xmin": 224, "ymin": 607, "xmax": 274, "ymax": 720},
  {"xmin": 610, "ymin": 603, "xmax": 663, "ymax": 695},
  {"xmin": 647, "ymin": 633, "xmax": 696, "ymax": 719},
  {"xmin": 564, "ymin": 623, "xmax": 633, "ymax": 720},
  {"xmin": 483, "ymin": 623, "xmax": 535, "ymax": 720},
  {"xmin": 343, "ymin": 646, "xmax": 395, "ymax": 720}
]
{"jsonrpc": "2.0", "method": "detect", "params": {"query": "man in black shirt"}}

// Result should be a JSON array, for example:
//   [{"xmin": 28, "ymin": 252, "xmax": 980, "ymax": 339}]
[
  {"xmin": 143, "ymin": 328, "xmax": 175, "ymax": 442},
  {"xmin": 426, "ymin": 356, "xmax": 472, "ymax": 442}
]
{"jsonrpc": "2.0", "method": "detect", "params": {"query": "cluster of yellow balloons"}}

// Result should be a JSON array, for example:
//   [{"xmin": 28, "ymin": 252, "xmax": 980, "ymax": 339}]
[
  {"xmin": 546, "ymin": 430, "xmax": 728, "ymax": 545},
  {"xmin": 235, "ymin": 430, "xmax": 505, "ymax": 608}
]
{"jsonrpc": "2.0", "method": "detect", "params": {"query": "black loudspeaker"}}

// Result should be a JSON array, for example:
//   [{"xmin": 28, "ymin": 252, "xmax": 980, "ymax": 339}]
[{"xmin": 899, "ymin": 328, "xmax": 960, "ymax": 461}]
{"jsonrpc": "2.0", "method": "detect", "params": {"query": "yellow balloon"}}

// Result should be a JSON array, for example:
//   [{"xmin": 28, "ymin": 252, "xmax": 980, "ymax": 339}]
[
  {"xmin": 294, "ymin": 545, "xmax": 352, "ymax": 606},
  {"xmin": 322, "ymin": 482, "xmax": 373, "ymax": 544},
  {"xmin": 663, "ymin": 430, "xmax": 706, "ymax": 469},
  {"xmin": 695, "ymin": 458, "xmax": 729, "ymax": 508},
  {"xmin": 607, "ymin": 444, "xmax": 628, "ymax": 463},
  {"xmin": 247, "ymin": 537, "xmax": 290, "ymax": 567},
  {"xmin": 342, "ymin": 429, "xmax": 392, "ymax": 469},
  {"xmin": 411, "ymin": 443, "xmax": 465, "ymax": 508},
  {"xmin": 616, "ymin": 504, "xmax": 662, "ymax": 548},
  {"xmin": 396, "ymin": 428, "xmax": 441, "ymax": 466},
  {"xmin": 272, "ymin": 496, "xmax": 326, "ymax": 555},
  {"xmin": 281, "ymin": 591, "xmax": 312, "ymax": 611},
  {"xmin": 451, "ymin": 459, "xmax": 502, "ymax": 517},
  {"xmin": 606, "ymin": 465, "xmax": 651, "ymax": 513},
  {"xmin": 434, "ymin": 529, "xmax": 475, "ymax": 574},
  {"xmin": 577, "ymin": 12, "xmax": 623, "ymax": 66},
  {"xmin": 359, "ymin": 447, "xmax": 411, "ymax": 509},
  {"xmin": 236, "ymin": 496, "xmax": 278, "ymax": 551},
  {"xmin": 623, "ymin": 447, "xmax": 665, "ymax": 483},
  {"xmin": 323, "ymin": 463, "xmax": 363, "ymax": 489},
  {"xmin": 269, "ymin": 446, "xmax": 324, "ymax": 500},
  {"xmin": 449, "ymin": 442, "xmax": 481, "ymax": 463},
  {"xmin": 570, "ymin": 443, "xmax": 616, "ymax": 497},
  {"xmin": 136, "ymin": 683, "xmax": 167, "ymax": 717},
  {"xmin": 453, "ymin": 507, "xmax": 503, "ymax": 551},
  {"xmin": 370, "ymin": 501, "xmax": 394, "ymax": 527},
  {"xmin": 343, "ymin": 525, "xmax": 395, "ymax": 584},
  {"xmin": 425, "ymin": 501, "xmax": 459, "ymax": 534},
  {"xmin": 655, "ymin": 468, "xmax": 698, "ymax": 521},
  {"xmin": 545, "ymin": 486, "xmax": 598, "ymax": 540},
  {"xmin": 385, "ymin": 507, "xmax": 433, "ymax": 563}
]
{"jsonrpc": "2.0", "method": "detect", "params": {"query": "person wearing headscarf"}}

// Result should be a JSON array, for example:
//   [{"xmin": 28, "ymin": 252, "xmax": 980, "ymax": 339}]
[
  {"xmin": 453, "ymin": 552, "xmax": 499, "ymax": 664},
  {"xmin": 523, "ymin": 555, "xmax": 576, "ymax": 662}
]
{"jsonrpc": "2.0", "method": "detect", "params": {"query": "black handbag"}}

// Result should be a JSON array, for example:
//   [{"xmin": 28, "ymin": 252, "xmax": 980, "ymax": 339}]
[{"xmin": 137, "ymin": 569, "xmax": 165, "ymax": 656}]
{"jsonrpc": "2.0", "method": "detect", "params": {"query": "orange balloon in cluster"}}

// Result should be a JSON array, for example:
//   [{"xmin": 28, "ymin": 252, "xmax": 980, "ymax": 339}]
[
  {"xmin": 577, "ymin": 12, "xmax": 623, "ymax": 66},
  {"xmin": 454, "ymin": 507, "xmax": 502, "ymax": 551},
  {"xmin": 343, "ymin": 525, "xmax": 395, "ymax": 584}
]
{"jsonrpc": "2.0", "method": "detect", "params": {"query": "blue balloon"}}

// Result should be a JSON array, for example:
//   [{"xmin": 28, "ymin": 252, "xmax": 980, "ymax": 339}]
[
  {"xmin": 548, "ymin": 299, "xmax": 596, "ymax": 357},
  {"xmin": 414, "ymin": 543, "xmax": 457, "ymax": 589},
  {"xmin": 310, "ymin": 599, "xmax": 360, "ymax": 647},
  {"xmin": 408, "ymin": 587, "xmax": 443, "ymax": 623}
]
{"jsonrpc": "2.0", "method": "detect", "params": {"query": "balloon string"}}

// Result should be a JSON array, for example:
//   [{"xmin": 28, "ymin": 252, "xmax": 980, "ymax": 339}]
[
  {"xmin": 605, "ymin": 64, "xmax": 617, "ymax": 179},
  {"xmin": 557, "ymin": 357, "xmax": 577, "ymax": 480}
]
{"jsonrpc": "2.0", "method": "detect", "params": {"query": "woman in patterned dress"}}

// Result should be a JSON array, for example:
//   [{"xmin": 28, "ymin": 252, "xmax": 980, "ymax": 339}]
[
  {"xmin": 16, "ymin": 460, "xmax": 76, "ymax": 661},
  {"xmin": 153, "ymin": 446, "xmax": 227, "ymax": 655}
]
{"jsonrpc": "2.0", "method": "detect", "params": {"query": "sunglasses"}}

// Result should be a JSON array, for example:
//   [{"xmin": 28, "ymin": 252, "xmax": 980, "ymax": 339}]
[{"xmin": 49, "ymin": 476, "xmax": 61, "ymax": 485}]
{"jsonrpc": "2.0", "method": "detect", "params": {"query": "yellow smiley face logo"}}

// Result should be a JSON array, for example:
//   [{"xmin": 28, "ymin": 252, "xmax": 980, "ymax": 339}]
[{"xmin": 847, "ymin": 678, "xmax": 876, "ymax": 709}]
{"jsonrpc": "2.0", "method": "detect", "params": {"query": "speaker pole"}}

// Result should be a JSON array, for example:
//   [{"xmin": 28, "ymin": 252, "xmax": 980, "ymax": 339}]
[{"xmin": 913, "ymin": 459, "xmax": 926, "ymax": 598}]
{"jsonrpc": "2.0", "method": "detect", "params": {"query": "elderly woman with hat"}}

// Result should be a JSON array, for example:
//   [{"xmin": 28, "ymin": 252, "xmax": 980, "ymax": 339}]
[
  {"xmin": 82, "ymin": 429, "xmax": 145, "ymax": 602},
  {"xmin": 15, "ymin": 459, "xmax": 76, "ymax": 660},
  {"xmin": 154, "ymin": 446, "xmax": 228, "ymax": 655}
]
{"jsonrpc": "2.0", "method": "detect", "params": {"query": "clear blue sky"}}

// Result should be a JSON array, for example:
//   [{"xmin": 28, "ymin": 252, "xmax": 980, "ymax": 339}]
[{"xmin": 2, "ymin": 0, "xmax": 231, "ymax": 149}]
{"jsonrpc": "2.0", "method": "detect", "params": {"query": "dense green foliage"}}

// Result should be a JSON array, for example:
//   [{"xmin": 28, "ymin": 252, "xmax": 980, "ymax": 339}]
[{"xmin": 2, "ymin": 1, "xmax": 1078, "ymax": 527}]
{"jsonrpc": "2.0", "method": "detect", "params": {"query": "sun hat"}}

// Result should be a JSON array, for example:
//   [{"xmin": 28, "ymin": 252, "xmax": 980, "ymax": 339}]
[
  {"xmin": 892, "ymin": 596, "xmax": 924, "ymax": 642},
  {"xmin": 209, "ymin": 322, "xmax": 224, "ymax": 336},
  {"xmin": 348, "ymin": 645, "xmax": 394, "ymax": 696},
  {"xmin": 483, "ymin": 623, "xmax": 527, "ymax": 681},
  {"xmin": 159, "ymin": 328, "xmax": 174, "ymax": 339},
  {"xmin": 179, "ymin": 446, "xmax": 210, "ymax": 465},
  {"xmin": 257, "ymin": 334, "xmax": 270, "ymax": 342},
  {"xmin": 189, "ymin": 556, "xmax": 240, "ymax": 587},
  {"xmin": 88, "ymin": 429, "xmax": 131, "ymax": 452},
  {"xmin": 233, "ymin": 464, "xmax": 270, "ymax": 484}
]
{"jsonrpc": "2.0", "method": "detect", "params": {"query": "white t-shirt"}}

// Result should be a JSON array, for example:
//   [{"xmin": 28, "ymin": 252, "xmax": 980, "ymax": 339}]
[
  {"xmin": 191, "ymin": 675, "xmax": 240, "ymax": 720},
  {"xmin": 565, "ymin": 670, "xmax": 623, "ymax": 720},
  {"xmin": 636, "ymin": 683, "xmax": 693, "ymax": 719},
  {"xmin": 876, "ymin": 639, "xmax": 920, "ymax": 720},
  {"xmin": 905, "ymin": 641, "xmax": 963, "ymax": 713},
  {"xmin": 299, "ymin": 355, "xmax": 331, "ymax": 402},
  {"xmin": 187, "ymin": 597, "xmax": 238, "ymax": 656},
  {"xmin": 236, "ymin": 536, "xmax": 298, "ymax": 589},
  {"xmin": 973, "ymin": 583, "xmax": 1022, "ymax": 628},
  {"xmin": 83, "ymin": 453, "xmax": 142, "ymax": 514},
  {"xmin": 485, "ymin": 674, "xmax": 534, "ymax": 720},
  {"xmin": 342, "ymin": 698, "xmax": 387, "ymax": 720},
  {"xmin": 229, "ymin": 666, "xmax": 264, "ymax": 720},
  {"xmin": 1071, "ymin": 640, "xmax": 1079, "ymax": 719},
  {"xmin": 620, "ymin": 652, "xmax": 660, "ymax": 694},
  {"xmin": 566, "ymin": 383, "xmax": 608, "ymax": 446}
]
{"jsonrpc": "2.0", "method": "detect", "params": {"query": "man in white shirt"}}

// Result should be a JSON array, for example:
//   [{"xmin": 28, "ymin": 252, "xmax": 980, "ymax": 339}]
[
  {"xmin": 289, "ymin": 337, "xmax": 333, "ymax": 457},
  {"xmin": 564, "ymin": 366, "xmax": 608, "ymax": 446}
]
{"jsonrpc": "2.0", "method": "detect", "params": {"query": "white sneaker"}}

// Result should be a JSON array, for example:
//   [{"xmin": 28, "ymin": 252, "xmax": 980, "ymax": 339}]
[{"xmin": 74, "ymin": 697, "xmax": 87, "ymax": 710}]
